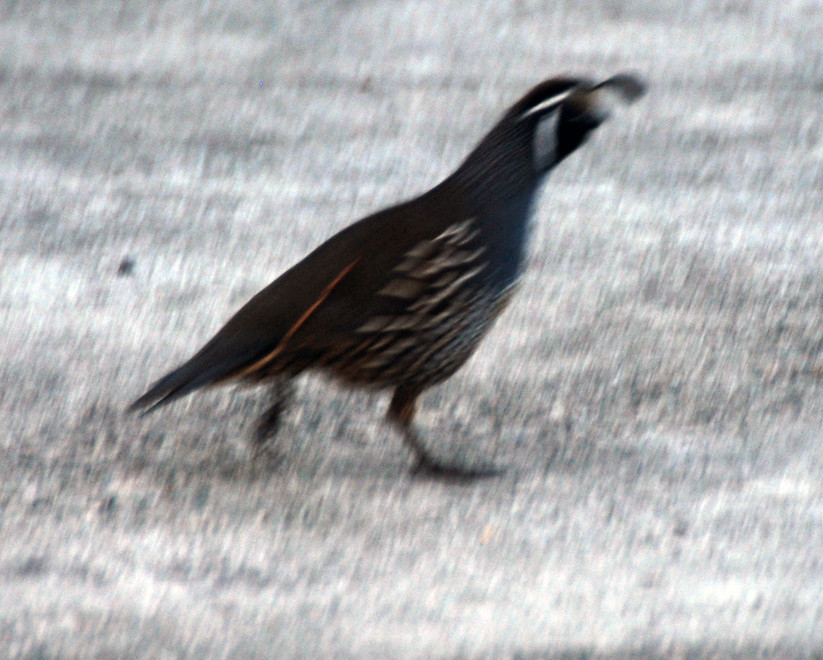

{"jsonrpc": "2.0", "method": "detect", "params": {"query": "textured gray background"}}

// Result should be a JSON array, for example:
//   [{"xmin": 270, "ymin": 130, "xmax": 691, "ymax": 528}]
[{"xmin": 2, "ymin": 0, "xmax": 823, "ymax": 657}]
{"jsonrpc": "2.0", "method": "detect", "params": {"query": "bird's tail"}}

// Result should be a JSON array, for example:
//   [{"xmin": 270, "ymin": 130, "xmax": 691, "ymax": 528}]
[{"xmin": 128, "ymin": 339, "xmax": 265, "ymax": 414}]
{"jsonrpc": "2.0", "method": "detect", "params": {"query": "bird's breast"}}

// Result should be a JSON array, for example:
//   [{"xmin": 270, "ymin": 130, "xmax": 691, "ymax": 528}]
[{"xmin": 477, "ymin": 187, "xmax": 537, "ymax": 291}]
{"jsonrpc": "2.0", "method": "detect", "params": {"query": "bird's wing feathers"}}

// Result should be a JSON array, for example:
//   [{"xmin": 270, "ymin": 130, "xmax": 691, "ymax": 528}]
[
  {"xmin": 226, "ymin": 256, "xmax": 362, "ymax": 380},
  {"xmin": 130, "ymin": 250, "xmax": 367, "ymax": 413},
  {"xmin": 130, "ymin": 192, "xmax": 457, "ymax": 412}
]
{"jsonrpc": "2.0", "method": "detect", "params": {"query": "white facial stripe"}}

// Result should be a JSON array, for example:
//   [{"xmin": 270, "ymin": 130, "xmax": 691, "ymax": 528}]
[{"xmin": 517, "ymin": 87, "xmax": 577, "ymax": 120}]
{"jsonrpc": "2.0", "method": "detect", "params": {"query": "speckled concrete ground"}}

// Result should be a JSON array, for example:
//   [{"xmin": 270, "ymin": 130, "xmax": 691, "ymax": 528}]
[{"xmin": 2, "ymin": 1, "xmax": 822, "ymax": 657}]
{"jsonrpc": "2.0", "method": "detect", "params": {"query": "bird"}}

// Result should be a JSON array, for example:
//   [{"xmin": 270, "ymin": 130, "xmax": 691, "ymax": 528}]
[{"xmin": 130, "ymin": 73, "xmax": 645, "ymax": 477}]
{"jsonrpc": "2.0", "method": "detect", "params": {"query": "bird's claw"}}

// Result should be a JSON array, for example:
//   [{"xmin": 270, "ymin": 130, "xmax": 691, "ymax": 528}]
[{"xmin": 410, "ymin": 454, "xmax": 505, "ymax": 480}]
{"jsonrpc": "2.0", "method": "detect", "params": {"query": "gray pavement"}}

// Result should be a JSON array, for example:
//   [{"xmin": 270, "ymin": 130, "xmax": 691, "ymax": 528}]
[{"xmin": 1, "ymin": 0, "xmax": 822, "ymax": 657}]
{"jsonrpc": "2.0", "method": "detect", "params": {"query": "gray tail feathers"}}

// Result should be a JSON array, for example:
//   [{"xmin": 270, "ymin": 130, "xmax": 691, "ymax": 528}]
[{"xmin": 128, "ymin": 343, "xmax": 261, "ymax": 414}]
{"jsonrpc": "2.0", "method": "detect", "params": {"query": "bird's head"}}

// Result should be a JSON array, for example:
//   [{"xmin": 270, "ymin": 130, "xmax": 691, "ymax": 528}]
[
  {"xmin": 516, "ymin": 73, "xmax": 646, "ymax": 173},
  {"xmin": 451, "ymin": 73, "xmax": 645, "ymax": 204}
]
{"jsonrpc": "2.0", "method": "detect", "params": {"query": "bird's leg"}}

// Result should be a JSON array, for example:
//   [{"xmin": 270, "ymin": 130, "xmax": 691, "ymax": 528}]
[
  {"xmin": 252, "ymin": 378, "xmax": 296, "ymax": 453},
  {"xmin": 387, "ymin": 386, "xmax": 431, "ymax": 467},
  {"xmin": 387, "ymin": 386, "xmax": 503, "ymax": 479}
]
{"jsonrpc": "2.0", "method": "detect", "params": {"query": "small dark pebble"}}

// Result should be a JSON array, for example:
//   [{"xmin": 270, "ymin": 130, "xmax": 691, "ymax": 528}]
[
  {"xmin": 117, "ymin": 257, "xmax": 136, "ymax": 276},
  {"xmin": 100, "ymin": 495, "xmax": 118, "ymax": 515}
]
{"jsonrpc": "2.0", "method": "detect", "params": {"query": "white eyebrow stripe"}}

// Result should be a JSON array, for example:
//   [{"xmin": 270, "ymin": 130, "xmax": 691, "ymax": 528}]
[{"xmin": 517, "ymin": 88, "xmax": 577, "ymax": 120}]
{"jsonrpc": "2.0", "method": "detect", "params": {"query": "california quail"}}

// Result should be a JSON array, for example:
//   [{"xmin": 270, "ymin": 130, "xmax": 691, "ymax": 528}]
[{"xmin": 130, "ymin": 73, "xmax": 645, "ymax": 477}]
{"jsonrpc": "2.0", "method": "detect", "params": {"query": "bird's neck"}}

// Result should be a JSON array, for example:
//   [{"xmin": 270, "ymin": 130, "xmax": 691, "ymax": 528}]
[{"xmin": 450, "ymin": 121, "xmax": 543, "ymax": 209}]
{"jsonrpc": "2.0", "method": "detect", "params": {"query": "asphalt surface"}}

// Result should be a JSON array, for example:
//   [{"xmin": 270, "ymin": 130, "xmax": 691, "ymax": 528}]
[{"xmin": 1, "ymin": 0, "xmax": 823, "ymax": 657}]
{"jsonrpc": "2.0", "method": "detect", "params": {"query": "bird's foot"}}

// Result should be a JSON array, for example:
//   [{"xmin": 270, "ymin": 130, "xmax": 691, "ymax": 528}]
[
  {"xmin": 252, "ymin": 404, "xmax": 284, "ymax": 444},
  {"xmin": 410, "ymin": 453, "xmax": 505, "ymax": 480},
  {"xmin": 250, "ymin": 405, "xmax": 287, "ymax": 462},
  {"xmin": 250, "ymin": 379, "xmax": 295, "ymax": 456}
]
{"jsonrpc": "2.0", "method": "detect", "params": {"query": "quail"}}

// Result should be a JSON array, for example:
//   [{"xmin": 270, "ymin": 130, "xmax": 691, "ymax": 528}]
[{"xmin": 130, "ymin": 73, "xmax": 645, "ymax": 477}]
